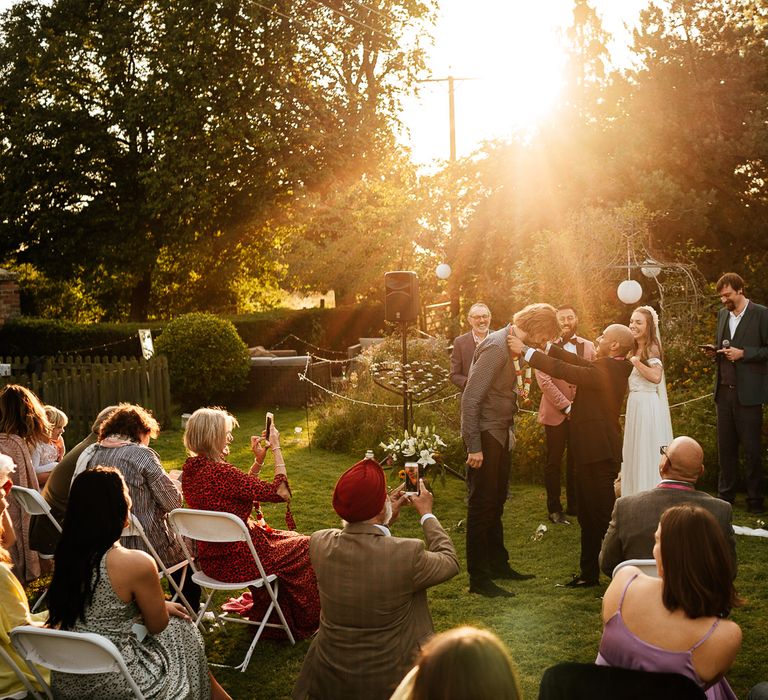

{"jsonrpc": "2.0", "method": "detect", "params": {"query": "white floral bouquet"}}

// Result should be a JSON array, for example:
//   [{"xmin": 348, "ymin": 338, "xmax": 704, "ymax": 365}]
[{"xmin": 380, "ymin": 426, "xmax": 447, "ymax": 472}]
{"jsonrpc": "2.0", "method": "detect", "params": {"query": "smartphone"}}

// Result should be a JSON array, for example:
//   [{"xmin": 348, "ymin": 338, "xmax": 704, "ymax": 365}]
[
  {"xmin": 403, "ymin": 464, "xmax": 420, "ymax": 496},
  {"xmin": 265, "ymin": 411, "xmax": 274, "ymax": 441},
  {"xmin": 698, "ymin": 343, "xmax": 716, "ymax": 351}
]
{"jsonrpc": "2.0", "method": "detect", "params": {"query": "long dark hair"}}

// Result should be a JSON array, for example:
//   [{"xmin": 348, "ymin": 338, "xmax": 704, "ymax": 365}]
[
  {"xmin": 659, "ymin": 505, "xmax": 741, "ymax": 618},
  {"xmin": 47, "ymin": 467, "xmax": 130, "ymax": 630}
]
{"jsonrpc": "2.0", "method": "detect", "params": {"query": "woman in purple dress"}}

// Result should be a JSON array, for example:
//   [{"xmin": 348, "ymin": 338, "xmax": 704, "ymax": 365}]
[{"xmin": 597, "ymin": 504, "xmax": 741, "ymax": 700}]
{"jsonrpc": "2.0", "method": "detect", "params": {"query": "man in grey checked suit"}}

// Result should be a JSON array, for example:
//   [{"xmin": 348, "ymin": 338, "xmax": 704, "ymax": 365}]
[
  {"xmin": 599, "ymin": 435, "xmax": 736, "ymax": 577},
  {"xmin": 461, "ymin": 303, "xmax": 560, "ymax": 597}
]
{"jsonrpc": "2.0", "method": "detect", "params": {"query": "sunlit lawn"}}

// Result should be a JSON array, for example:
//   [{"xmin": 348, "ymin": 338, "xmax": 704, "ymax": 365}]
[{"xmin": 149, "ymin": 405, "xmax": 768, "ymax": 700}]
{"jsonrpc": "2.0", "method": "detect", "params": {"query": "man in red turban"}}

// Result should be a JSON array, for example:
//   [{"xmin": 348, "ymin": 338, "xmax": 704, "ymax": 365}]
[{"xmin": 292, "ymin": 458, "xmax": 459, "ymax": 700}]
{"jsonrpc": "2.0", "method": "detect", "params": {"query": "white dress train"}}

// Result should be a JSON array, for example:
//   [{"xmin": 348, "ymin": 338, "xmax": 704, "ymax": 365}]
[{"xmin": 620, "ymin": 358, "xmax": 674, "ymax": 497}]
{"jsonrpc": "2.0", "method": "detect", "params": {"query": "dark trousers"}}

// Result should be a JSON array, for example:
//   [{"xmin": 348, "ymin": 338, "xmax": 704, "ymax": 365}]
[
  {"xmin": 544, "ymin": 422, "xmax": 577, "ymax": 515},
  {"xmin": 716, "ymin": 386, "xmax": 764, "ymax": 508},
  {"xmin": 576, "ymin": 459, "xmax": 619, "ymax": 582},
  {"xmin": 466, "ymin": 430, "xmax": 510, "ymax": 582},
  {"xmin": 170, "ymin": 565, "xmax": 201, "ymax": 612}
]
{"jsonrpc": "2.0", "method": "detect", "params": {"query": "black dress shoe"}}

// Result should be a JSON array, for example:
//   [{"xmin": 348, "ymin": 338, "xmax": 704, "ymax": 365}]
[
  {"xmin": 748, "ymin": 504, "xmax": 765, "ymax": 514},
  {"xmin": 563, "ymin": 575, "xmax": 598, "ymax": 588},
  {"xmin": 491, "ymin": 566, "xmax": 536, "ymax": 581},
  {"xmin": 469, "ymin": 579, "xmax": 516, "ymax": 597},
  {"xmin": 548, "ymin": 511, "xmax": 571, "ymax": 525}
]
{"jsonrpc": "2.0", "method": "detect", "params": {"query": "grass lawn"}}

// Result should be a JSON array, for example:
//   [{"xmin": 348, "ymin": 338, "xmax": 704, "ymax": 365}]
[{"xmin": 148, "ymin": 405, "xmax": 768, "ymax": 700}]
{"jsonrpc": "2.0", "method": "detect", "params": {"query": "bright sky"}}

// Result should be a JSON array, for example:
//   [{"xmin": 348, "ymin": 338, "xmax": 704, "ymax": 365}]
[{"xmin": 402, "ymin": 0, "xmax": 650, "ymax": 164}]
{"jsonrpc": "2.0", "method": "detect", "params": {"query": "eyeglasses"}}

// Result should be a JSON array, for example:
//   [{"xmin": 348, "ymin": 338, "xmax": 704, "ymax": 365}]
[
  {"xmin": 469, "ymin": 314, "xmax": 490, "ymax": 320},
  {"xmin": 659, "ymin": 445, "xmax": 668, "ymax": 456}
]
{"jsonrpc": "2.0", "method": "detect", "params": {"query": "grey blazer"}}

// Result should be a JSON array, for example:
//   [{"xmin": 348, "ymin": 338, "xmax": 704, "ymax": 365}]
[
  {"xmin": 599, "ymin": 487, "xmax": 735, "ymax": 578},
  {"xmin": 460, "ymin": 325, "xmax": 518, "ymax": 454}
]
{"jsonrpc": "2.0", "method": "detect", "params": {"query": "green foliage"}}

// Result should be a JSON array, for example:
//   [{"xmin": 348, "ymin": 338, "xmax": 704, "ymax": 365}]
[
  {"xmin": 154, "ymin": 312, "xmax": 249, "ymax": 409},
  {"xmin": 0, "ymin": 0, "xmax": 436, "ymax": 320},
  {"xmin": 313, "ymin": 333, "xmax": 466, "ymax": 466},
  {"xmin": 0, "ymin": 304, "xmax": 385, "ymax": 358}
]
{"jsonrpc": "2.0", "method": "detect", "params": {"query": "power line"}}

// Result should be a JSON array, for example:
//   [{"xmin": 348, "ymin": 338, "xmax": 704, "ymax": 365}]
[
  {"xmin": 344, "ymin": 0, "xmax": 395, "ymax": 24},
  {"xmin": 251, "ymin": 0, "xmax": 369, "ymax": 55},
  {"xmin": 304, "ymin": 0, "xmax": 398, "ymax": 47}
]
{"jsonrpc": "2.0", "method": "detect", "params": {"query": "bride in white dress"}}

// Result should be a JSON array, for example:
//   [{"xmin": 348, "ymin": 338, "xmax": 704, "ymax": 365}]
[{"xmin": 620, "ymin": 306, "xmax": 674, "ymax": 496}]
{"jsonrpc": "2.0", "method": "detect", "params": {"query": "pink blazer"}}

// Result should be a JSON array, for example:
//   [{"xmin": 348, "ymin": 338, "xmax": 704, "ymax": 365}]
[{"xmin": 536, "ymin": 337, "xmax": 596, "ymax": 426}]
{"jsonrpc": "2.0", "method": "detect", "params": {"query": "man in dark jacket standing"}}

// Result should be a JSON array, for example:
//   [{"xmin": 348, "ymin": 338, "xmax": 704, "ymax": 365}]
[{"xmin": 509, "ymin": 323, "xmax": 634, "ymax": 587}]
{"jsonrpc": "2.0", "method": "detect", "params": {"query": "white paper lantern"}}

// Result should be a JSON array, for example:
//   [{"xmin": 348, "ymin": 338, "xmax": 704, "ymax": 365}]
[
  {"xmin": 435, "ymin": 263, "xmax": 452, "ymax": 280},
  {"xmin": 617, "ymin": 279, "xmax": 643, "ymax": 304},
  {"xmin": 641, "ymin": 259, "xmax": 662, "ymax": 278}
]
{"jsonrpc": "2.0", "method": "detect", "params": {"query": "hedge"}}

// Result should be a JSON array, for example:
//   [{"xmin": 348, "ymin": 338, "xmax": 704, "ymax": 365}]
[{"xmin": 0, "ymin": 303, "xmax": 386, "ymax": 358}]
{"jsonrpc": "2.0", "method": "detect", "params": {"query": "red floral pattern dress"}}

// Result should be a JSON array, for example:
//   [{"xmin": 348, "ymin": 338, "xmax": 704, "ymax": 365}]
[{"xmin": 181, "ymin": 455, "xmax": 319, "ymax": 640}]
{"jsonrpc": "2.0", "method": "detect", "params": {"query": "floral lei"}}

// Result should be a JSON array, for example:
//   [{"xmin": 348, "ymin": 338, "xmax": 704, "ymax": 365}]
[{"xmin": 513, "ymin": 356, "xmax": 532, "ymax": 405}]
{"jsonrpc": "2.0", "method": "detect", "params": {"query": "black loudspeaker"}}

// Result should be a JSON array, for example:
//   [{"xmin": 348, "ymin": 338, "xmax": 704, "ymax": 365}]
[{"xmin": 384, "ymin": 271, "xmax": 420, "ymax": 322}]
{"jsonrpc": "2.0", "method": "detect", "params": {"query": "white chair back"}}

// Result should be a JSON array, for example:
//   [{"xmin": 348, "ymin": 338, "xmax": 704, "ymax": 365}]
[
  {"xmin": 11, "ymin": 625, "xmax": 145, "ymax": 699},
  {"xmin": 9, "ymin": 487, "xmax": 62, "ymax": 534},
  {"xmin": 612, "ymin": 558, "xmax": 660, "ymax": 579}
]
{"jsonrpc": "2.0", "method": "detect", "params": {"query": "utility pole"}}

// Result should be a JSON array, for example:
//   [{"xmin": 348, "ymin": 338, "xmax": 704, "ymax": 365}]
[{"xmin": 418, "ymin": 74, "xmax": 474, "ymax": 328}]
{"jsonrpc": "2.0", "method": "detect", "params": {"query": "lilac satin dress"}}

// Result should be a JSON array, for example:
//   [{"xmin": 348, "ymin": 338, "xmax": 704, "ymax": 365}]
[{"xmin": 596, "ymin": 574, "xmax": 737, "ymax": 700}]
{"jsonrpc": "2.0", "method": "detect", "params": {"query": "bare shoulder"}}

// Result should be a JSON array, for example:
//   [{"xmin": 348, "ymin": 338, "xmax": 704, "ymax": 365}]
[
  {"xmin": 713, "ymin": 618, "xmax": 742, "ymax": 647},
  {"xmin": 107, "ymin": 546, "xmax": 156, "ymax": 577}
]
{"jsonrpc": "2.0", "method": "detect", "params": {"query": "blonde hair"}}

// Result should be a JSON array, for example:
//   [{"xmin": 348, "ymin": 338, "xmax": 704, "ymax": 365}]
[
  {"xmin": 512, "ymin": 303, "xmax": 560, "ymax": 340},
  {"xmin": 183, "ymin": 407, "xmax": 239, "ymax": 459},
  {"xmin": 411, "ymin": 626, "xmax": 522, "ymax": 700},
  {"xmin": 44, "ymin": 405, "xmax": 69, "ymax": 430}
]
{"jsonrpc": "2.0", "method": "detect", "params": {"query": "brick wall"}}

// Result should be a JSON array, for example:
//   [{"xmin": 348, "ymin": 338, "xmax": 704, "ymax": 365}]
[{"xmin": 0, "ymin": 270, "xmax": 20, "ymax": 325}]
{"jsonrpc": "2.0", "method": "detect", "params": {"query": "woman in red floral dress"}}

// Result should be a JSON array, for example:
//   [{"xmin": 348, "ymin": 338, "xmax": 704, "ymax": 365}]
[{"xmin": 181, "ymin": 408, "xmax": 319, "ymax": 640}]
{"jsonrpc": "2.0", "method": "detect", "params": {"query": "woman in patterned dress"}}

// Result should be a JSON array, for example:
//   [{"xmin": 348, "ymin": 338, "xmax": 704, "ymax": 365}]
[
  {"xmin": 181, "ymin": 407, "xmax": 320, "ymax": 640},
  {"xmin": 81, "ymin": 403, "xmax": 200, "ymax": 610},
  {"xmin": 47, "ymin": 467, "xmax": 231, "ymax": 699}
]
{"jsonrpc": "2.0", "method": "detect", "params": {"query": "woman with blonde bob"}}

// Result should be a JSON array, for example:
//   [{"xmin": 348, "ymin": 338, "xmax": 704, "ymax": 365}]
[
  {"xmin": 390, "ymin": 626, "xmax": 522, "ymax": 700},
  {"xmin": 181, "ymin": 407, "xmax": 319, "ymax": 639},
  {"xmin": 596, "ymin": 505, "xmax": 741, "ymax": 699}
]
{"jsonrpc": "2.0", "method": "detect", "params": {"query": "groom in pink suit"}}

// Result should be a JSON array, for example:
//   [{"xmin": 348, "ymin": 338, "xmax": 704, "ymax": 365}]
[{"xmin": 536, "ymin": 305, "xmax": 595, "ymax": 525}]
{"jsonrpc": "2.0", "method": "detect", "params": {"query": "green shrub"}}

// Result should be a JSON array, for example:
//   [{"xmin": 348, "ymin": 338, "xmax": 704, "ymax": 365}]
[{"xmin": 155, "ymin": 313, "xmax": 250, "ymax": 409}]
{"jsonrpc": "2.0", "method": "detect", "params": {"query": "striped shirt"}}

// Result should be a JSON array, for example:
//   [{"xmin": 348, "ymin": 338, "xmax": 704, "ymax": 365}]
[{"xmin": 85, "ymin": 442, "xmax": 185, "ymax": 565}]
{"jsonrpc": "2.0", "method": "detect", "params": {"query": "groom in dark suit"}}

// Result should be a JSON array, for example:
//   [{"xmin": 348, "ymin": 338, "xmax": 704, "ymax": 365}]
[
  {"xmin": 706, "ymin": 273, "xmax": 768, "ymax": 513},
  {"xmin": 509, "ymin": 324, "xmax": 634, "ymax": 587}
]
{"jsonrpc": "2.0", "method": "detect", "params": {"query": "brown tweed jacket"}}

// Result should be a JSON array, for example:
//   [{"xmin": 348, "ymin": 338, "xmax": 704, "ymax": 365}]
[{"xmin": 292, "ymin": 517, "xmax": 459, "ymax": 700}]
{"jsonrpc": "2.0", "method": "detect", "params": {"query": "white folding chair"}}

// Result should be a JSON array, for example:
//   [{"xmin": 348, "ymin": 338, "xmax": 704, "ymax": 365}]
[
  {"xmin": 168, "ymin": 508, "xmax": 295, "ymax": 672},
  {"xmin": 9, "ymin": 486, "xmax": 62, "ymax": 612},
  {"xmin": 0, "ymin": 643, "xmax": 44, "ymax": 700},
  {"xmin": 120, "ymin": 514, "xmax": 196, "ymax": 617},
  {"xmin": 10, "ymin": 625, "xmax": 145, "ymax": 700},
  {"xmin": 612, "ymin": 558, "xmax": 660, "ymax": 578}
]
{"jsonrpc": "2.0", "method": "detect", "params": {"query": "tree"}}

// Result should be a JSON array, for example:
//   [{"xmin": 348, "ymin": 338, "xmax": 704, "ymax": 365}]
[{"xmin": 0, "ymin": 0, "xmax": 435, "ymax": 319}]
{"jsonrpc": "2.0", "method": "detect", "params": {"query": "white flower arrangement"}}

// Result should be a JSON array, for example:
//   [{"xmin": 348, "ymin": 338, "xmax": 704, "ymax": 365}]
[{"xmin": 380, "ymin": 425, "xmax": 447, "ymax": 468}]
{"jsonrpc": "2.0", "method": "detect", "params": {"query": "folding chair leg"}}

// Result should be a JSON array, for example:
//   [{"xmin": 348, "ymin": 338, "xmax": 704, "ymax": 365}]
[{"xmin": 31, "ymin": 588, "xmax": 48, "ymax": 613}]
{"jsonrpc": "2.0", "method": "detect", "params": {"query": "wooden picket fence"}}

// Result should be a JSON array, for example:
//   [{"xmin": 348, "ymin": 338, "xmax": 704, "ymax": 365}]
[{"xmin": 0, "ymin": 355, "xmax": 171, "ymax": 442}]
